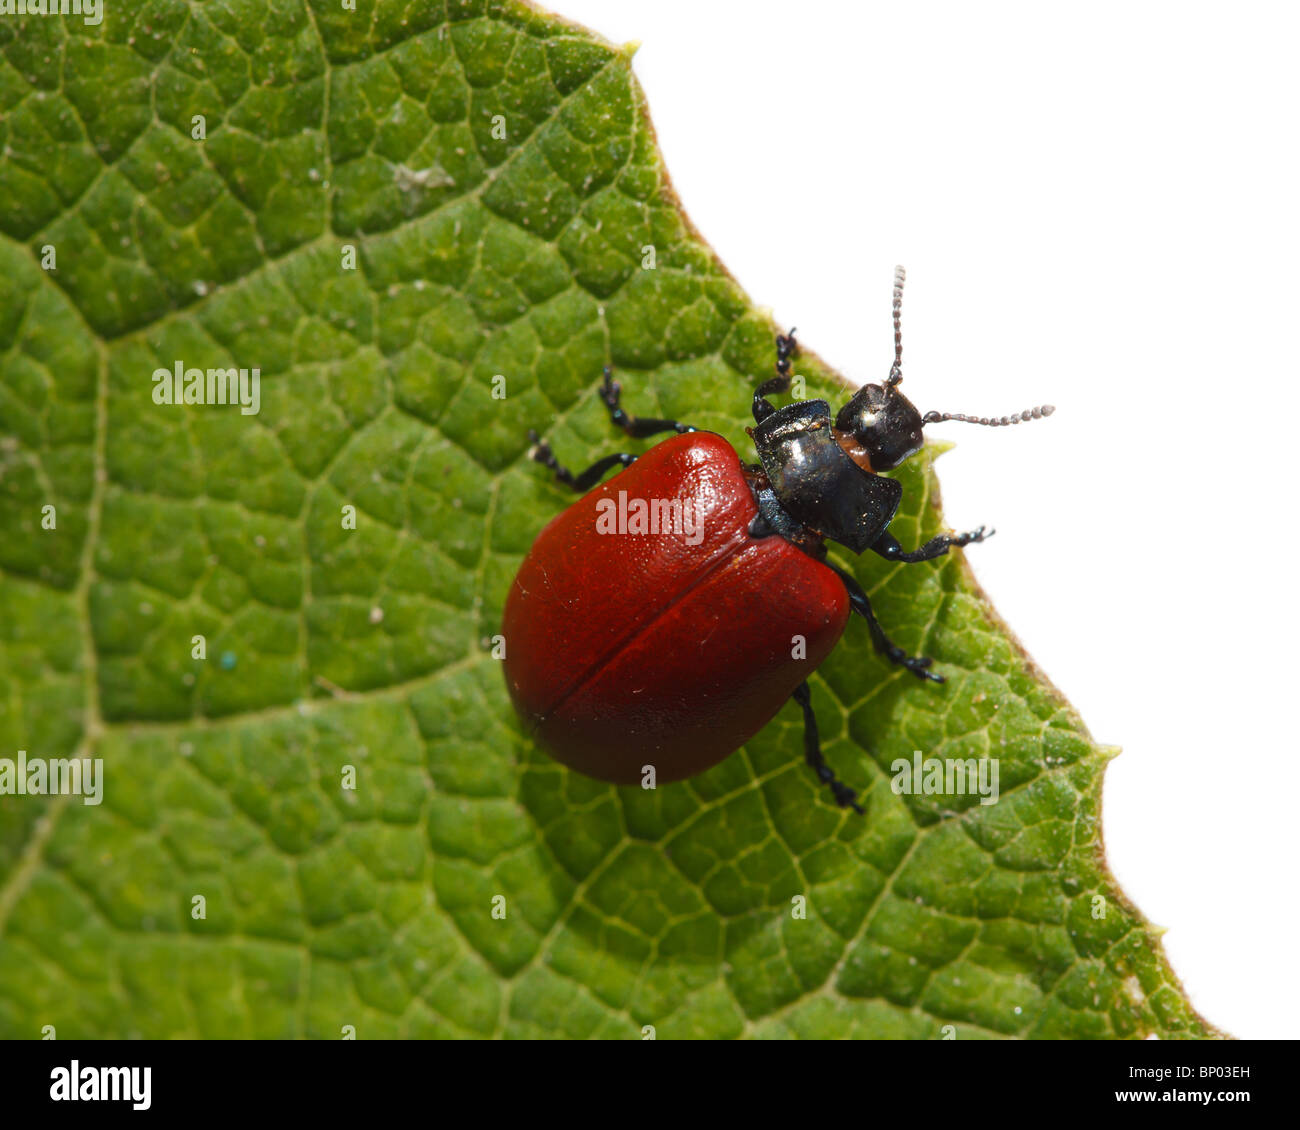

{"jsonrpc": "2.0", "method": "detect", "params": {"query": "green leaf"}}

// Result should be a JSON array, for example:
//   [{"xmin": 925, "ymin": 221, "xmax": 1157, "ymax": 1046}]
[{"xmin": 0, "ymin": 0, "xmax": 1220, "ymax": 1039}]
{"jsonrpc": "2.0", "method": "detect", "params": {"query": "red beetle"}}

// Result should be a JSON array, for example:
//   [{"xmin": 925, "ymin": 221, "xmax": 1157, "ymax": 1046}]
[{"xmin": 503, "ymin": 268, "xmax": 1052, "ymax": 812}]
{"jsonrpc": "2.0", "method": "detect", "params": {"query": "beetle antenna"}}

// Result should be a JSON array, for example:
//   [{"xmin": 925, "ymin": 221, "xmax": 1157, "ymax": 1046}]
[
  {"xmin": 922, "ymin": 405, "xmax": 1056, "ymax": 427},
  {"xmin": 886, "ymin": 265, "xmax": 905, "ymax": 387}
]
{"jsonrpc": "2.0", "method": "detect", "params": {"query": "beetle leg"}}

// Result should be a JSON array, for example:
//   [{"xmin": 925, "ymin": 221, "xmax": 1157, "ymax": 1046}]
[
  {"xmin": 825, "ymin": 561, "xmax": 944, "ymax": 683},
  {"xmin": 752, "ymin": 329, "xmax": 799, "ymax": 423},
  {"xmin": 793, "ymin": 681, "xmax": 864, "ymax": 814},
  {"xmin": 871, "ymin": 526, "xmax": 993, "ymax": 563},
  {"xmin": 751, "ymin": 376, "xmax": 787, "ymax": 423},
  {"xmin": 527, "ymin": 430, "xmax": 637, "ymax": 492},
  {"xmin": 599, "ymin": 367, "xmax": 697, "ymax": 438}
]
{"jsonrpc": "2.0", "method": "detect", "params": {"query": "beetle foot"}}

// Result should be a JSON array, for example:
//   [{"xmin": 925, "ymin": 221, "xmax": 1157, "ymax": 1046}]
[
  {"xmin": 816, "ymin": 765, "xmax": 865, "ymax": 816},
  {"xmin": 953, "ymin": 524, "xmax": 993, "ymax": 547},
  {"xmin": 831, "ymin": 780, "xmax": 865, "ymax": 815},
  {"xmin": 894, "ymin": 650, "xmax": 944, "ymax": 683},
  {"xmin": 599, "ymin": 366, "xmax": 620, "ymax": 407},
  {"xmin": 527, "ymin": 430, "xmax": 552, "ymax": 463},
  {"xmin": 775, "ymin": 328, "xmax": 798, "ymax": 375}
]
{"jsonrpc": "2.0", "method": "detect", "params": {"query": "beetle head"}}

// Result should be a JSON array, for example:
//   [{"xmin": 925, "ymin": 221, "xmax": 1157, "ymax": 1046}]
[
  {"xmin": 835, "ymin": 266, "xmax": 1054, "ymax": 471},
  {"xmin": 834, "ymin": 377, "xmax": 924, "ymax": 471}
]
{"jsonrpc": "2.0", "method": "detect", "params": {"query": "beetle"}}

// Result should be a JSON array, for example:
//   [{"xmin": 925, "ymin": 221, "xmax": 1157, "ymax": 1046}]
[{"xmin": 502, "ymin": 267, "xmax": 1053, "ymax": 813}]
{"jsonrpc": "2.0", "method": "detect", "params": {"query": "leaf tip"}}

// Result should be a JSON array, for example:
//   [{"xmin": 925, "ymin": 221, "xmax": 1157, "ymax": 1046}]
[{"xmin": 620, "ymin": 39, "xmax": 643, "ymax": 60}]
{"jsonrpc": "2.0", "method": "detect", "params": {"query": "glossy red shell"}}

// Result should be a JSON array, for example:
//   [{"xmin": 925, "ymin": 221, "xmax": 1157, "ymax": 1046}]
[{"xmin": 502, "ymin": 431, "xmax": 850, "ymax": 786}]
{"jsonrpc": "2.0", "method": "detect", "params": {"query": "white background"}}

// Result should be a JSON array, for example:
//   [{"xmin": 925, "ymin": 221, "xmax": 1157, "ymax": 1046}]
[{"xmin": 555, "ymin": 0, "xmax": 1299, "ymax": 1039}]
